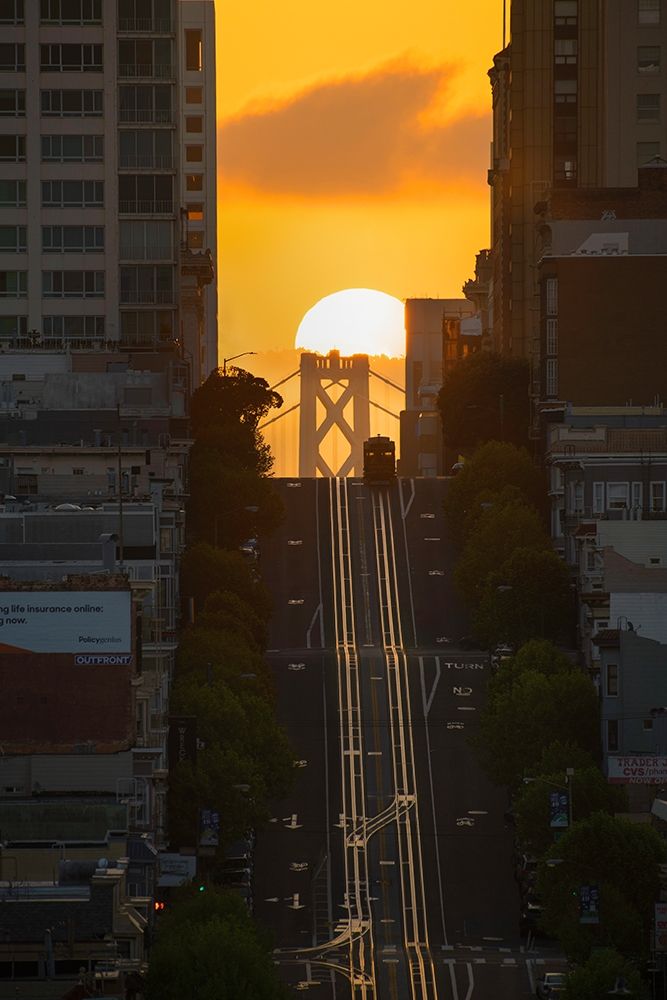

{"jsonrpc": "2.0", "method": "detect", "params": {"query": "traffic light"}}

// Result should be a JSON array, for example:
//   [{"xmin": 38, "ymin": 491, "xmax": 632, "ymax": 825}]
[
  {"xmin": 197, "ymin": 883, "xmax": 206, "ymax": 893},
  {"xmin": 154, "ymin": 899, "xmax": 166, "ymax": 911}
]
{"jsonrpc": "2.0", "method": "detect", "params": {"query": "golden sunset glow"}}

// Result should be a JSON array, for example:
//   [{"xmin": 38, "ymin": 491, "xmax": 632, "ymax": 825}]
[
  {"xmin": 295, "ymin": 289, "xmax": 405, "ymax": 358},
  {"xmin": 215, "ymin": 1, "xmax": 504, "ymax": 356}
]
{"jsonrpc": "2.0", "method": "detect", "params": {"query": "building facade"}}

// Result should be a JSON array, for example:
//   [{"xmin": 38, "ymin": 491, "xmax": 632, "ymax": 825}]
[{"xmin": 0, "ymin": 0, "xmax": 217, "ymax": 383}]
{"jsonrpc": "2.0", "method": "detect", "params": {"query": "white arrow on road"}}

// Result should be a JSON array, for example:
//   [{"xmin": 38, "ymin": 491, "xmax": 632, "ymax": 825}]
[
  {"xmin": 284, "ymin": 813, "xmax": 303, "ymax": 829},
  {"xmin": 265, "ymin": 897, "xmax": 280, "ymax": 903},
  {"xmin": 290, "ymin": 862, "xmax": 309, "ymax": 871},
  {"xmin": 288, "ymin": 893, "xmax": 305, "ymax": 909}
]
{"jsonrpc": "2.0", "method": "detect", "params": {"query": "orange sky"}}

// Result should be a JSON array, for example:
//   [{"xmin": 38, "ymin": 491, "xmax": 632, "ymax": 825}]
[{"xmin": 215, "ymin": 0, "xmax": 504, "ymax": 356}]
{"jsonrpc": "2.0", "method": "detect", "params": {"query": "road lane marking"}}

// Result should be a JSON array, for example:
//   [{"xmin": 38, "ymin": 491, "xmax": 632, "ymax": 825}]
[
  {"xmin": 457, "ymin": 706, "xmax": 477, "ymax": 711},
  {"xmin": 288, "ymin": 598, "xmax": 305, "ymax": 605},
  {"xmin": 420, "ymin": 655, "xmax": 441, "ymax": 717},
  {"xmin": 468, "ymin": 810, "xmax": 488, "ymax": 816}
]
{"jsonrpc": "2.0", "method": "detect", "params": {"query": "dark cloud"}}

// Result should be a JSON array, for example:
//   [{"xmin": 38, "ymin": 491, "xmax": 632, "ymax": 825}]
[{"xmin": 220, "ymin": 60, "xmax": 490, "ymax": 196}]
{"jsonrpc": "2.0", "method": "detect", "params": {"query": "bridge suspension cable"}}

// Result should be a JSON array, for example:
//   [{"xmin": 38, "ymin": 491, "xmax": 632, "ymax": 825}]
[{"xmin": 368, "ymin": 368, "xmax": 405, "ymax": 393}]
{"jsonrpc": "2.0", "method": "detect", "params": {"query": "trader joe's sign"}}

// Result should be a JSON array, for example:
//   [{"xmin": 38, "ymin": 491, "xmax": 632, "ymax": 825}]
[{"xmin": 607, "ymin": 755, "xmax": 667, "ymax": 784}]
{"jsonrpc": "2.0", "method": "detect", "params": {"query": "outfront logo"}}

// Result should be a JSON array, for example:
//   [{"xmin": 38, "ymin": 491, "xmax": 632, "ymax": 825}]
[{"xmin": 75, "ymin": 654, "xmax": 133, "ymax": 666}]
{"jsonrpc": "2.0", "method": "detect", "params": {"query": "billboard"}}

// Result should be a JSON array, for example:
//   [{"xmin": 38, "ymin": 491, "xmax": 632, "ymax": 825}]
[
  {"xmin": 579, "ymin": 884, "xmax": 600, "ymax": 924},
  {"xmin": 607, "ymin": 755, "xmax": 667, "ymax": 784},
  {"xmin": 0, "ymin": 591, "xmax": 131, "ymax": 654},
  {"xmin": 549, "ymin": 790, "xmax": 569, "ymax": 829}
]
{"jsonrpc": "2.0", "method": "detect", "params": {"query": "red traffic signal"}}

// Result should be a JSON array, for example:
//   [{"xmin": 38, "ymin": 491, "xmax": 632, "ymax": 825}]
[{"xmin": 154, "ymin": 900, "xmax": 166, "ymax": 911}]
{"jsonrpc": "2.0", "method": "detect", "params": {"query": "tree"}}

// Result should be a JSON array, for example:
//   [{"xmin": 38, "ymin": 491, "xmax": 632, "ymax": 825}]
[
  {"xmin": 473, "ymin": 547, "xmax": 573, "ymax": 648},
  {"xmin": 187, "ymin": 455, "xmax": 285, "ymax": 548},
  {"xmin": 443, "ymin": 441, "xmax": 546, "ymax": 542},
  {"xmin": 473, "ymin": 667, "xmax": 600, "ymax": 788},
  {"xmin": 167, "ymin": 672, "xmax": 294, "ymax": 847},
  {"xmin": 453, "ymin": 499, "xmax": 550, "ymax": 605},
  {"xmin": 181, "ymin": 543, "xmax": 272, "ymax": 620},
  {"xmin": 438, "ymin": 351, "xmax": 530, "ymax": 454},
  {"xmin": 563, "ymin": 949, "xmax": 641, "ymax": 1000},
  {"xmin": 513, "ymin": 765, "xmax": 626, "ymax": 856},
  {"xmin": 175, "ymin": 626, "xmax": 271, "ymax": 691},
  {"xmin": 146, "ymin": 888, "xmax": 289, "ymax": 1000},
  {"xmin": 197, "ymin": 590, "xmax": 268, "ymax": 651},
  {"xmin": 490, "ymin": 641, "xmax": 576, "ymax": 700},
  {"xmin": 191, "ymin": 367, "xmax": 283, "ymax": 434},
  {"xmin": 538, "ymin": 812, "xmax": 665, "ymax": 963}
]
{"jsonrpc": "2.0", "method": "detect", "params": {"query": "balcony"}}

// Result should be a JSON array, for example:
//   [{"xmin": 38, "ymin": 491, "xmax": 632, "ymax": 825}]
[
  {"xmin": 118, "ymin": 63, "xmax": 174, "ymax": 80},
  {"xmin": 120, "ymin": 243, "xmax": 173, "ymax": 261},
  {"xmin": 118, "ymin": 154, "xmax": 174, "ymax": 170},
  {"xmin": 117, "ymin": 17, "xmax": 174, "ymax": 33},
  {"xmin": 119, "ymin": 108, "xmax": 173, "ymax": 124},
  {"xmin": 119, "ymin": 200, "xmax": 174, "ymax": 215},
  {"xmin": 120, "ymin": 288, "xmax": 175, "ymax": 304}
]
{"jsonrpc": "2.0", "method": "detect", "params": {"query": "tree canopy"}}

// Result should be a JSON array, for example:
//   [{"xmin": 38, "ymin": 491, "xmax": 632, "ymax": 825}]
[
  {"xmin": 438, "ymin": 351, "xmax": 530, "ymax": 454},
  {"xmin": 473, "ymin": 666, "xmax": 600, "ymax": 788},
  {"xmin": 472, "ymin": 546, "xmax": 573, "ymax": 648},
  {"xmin": 538, "ymin": 812, "xmax": 665, "ymax": 963},
  {"xmin": 191, "ymin": 367, "xmax": 283, "ymax": 435},
  {"xmin": 181, "ymin": 543, "xmax": 272, "ymax": 620},
  {"xmin": 443, "ymin": 441, "xmax": 546, "ymax": 543},
  {"xmin": 146, "ymin": 888, "xmax": 289, "ymax": 1000},
  {"xmin": 453, "ymin": 499, "xmax": 550, "ymax": 605},
  {"xmin": 562, "ymin": 949, "xmax": 641, "ymax": 1000}
]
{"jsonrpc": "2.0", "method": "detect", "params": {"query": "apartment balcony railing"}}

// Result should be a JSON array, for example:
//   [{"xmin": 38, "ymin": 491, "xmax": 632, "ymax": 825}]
[
  {"xmin": 118, "ymin": 63, "xmax": 174, "ymax": 80},
  {"xmin": 120, "ymin": 288, "xmax": 175, "ymax": 304},
  {"xmin": 118, "ymin": 153, "xmax": 175, "ymax": 170},
  {"xmin": 119, "ymin": 108, "xmax": 173, "ymax": 124},
  {"xmin": 119, "ymin": 199, "xmax": 174, "ymax": 215},
  {"xmin": 117, "ymin": 17, "xmax": 174, "ymax": 33}
]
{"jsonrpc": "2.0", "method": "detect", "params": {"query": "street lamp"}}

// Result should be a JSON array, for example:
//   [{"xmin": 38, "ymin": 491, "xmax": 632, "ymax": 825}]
[
  {"xmin": 523, "ymin": 768, "xmax": 575, "ymax": 828},
  {"xmin": 222, "ymin": 351, "xmax": 256, "ymax": 375}
]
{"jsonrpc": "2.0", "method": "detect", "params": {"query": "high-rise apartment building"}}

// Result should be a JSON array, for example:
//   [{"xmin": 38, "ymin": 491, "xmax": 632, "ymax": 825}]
[
  {"xmin": 0, "ymin": 0, "xmax": 217, "ymax": 383},
  {"xmin": 486, "ymin": 0, "xmax": 667, "ymax": 362}
]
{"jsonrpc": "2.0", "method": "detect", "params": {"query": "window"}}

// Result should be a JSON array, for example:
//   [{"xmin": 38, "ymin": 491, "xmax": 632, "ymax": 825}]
[
  {"xmin": 120, "ymin": 309, "xmax": 173, "ymax": 345},
  {"xmin": 0, "ymin": 1, "xmax": 23, "ymax": 24},
  {"xmin": 186, "ymin": 173, "xmax": 203, "ymax": 191},
  {"xmin": 0, "ymin": 225, "xmax": 26, "ymax": 251},
  {"xmin": 644, "ymin": 718, "xmax": 654, "ymax": 731},
  {"xmin": 117, "ymin": 0, "xmax": 173, "ymax": 32},
  {"xmin": 546, "ymin": 277, "xmax": 558, "ymax": 316},
  {"xmin": 0, "ymin": 270, "xmax": 26, "ymax": 296},
  {"xmin": 186, "ymin": 204, "xmax": 203, "ymax": 222},
  {"xmin": 0, "ymin": 135, "xmax": 24, "ymax": 161},
  {"xmin": 0, "ymin": 43, "xmax": 25, "ymax": 72},
  {"xmin": 43, "ymin": 314, "xmax": 104, "ymax": 339},
  {"xmin": 555, "ymin": 39, "xmax": 578, "ymax": 65},
  {"xmin": 41, "ymin": 89, "xmax": 103, "ymax": 117},
  {"xmin": 545, "ymin": 359, "xmax": 558, "ymax": 397},
  {"xmin": 0, "ymin": 180, "xmax": 25, "ymax": 206},
  {"xmin": 632, "ymin": 482, "xmax": 643, "ymax": 510},
  {"xmin": 120, "ymin": 264, "xmax": 173, "ymax": 304},
  {"xmin": 119, "ymin": 84, "xmax": 171, "ymax": 123},
  {"xmin": 554, "ymin": 0, "xmax": 577, "ymax": 24},
  {"xmin": 185, "ymin": 29, "xmax": 202, "ymax": 71},
  {"xmin": 185, "ymin": 115, "xmax": 203, "ymax": 133},
  {"xmin": 40, "ymin": 43, "xmax": 102, "ymax": 72},
  {"xmin": 593, "ymin": 482, "xmax": 605, "ymax": 514},
  {"xmin": 0, "ymin": 89, "xmax": 24, "ymax": 116},
  {"xmin": 42, "ymin": 180, "xmax": 104, "ymax": 208},
  {"xmin": 119, "ymin": 220, "xmax": 172, "ymax": 260},
  {"xmin": 185, "ymin": 86, "xmax": 202, "ymax": 104},
  {"xmin": 187, "ymin": 230, "xmax": 203, "ymax": 249},
  {"xmin": 546, "ymin": 318, "xmax": 558, "ymax": 355},
  {"xmin": 607, "ymin": 719, "xmax": 619, "ymax": 752},
  {"xmin": 638, "ymin": 140, "xmax": 661, "ymax": 165},
  {"xmin": 554, "ymin": 115, "xmax": 577, "ymax": 145},
  {"xmin": 639, "ymin": 0, "xmax": 661, "ymax": 25},
  {"xmin": 555, "ymin": 79, "xmax": 578, "ymax": 104},
  {"xmin": 607, "ymin": 482, "xmax": 629, "ymax": 510},
  {"xmin": 638, "ymin": 45, "xmax": 661, "ymax": 72},
  {"xmin": 605, "ymin": 663, "xmax": 618, "ymax": 698},
  {"xmin": 41, "ymin": 134, "xmax": 103, "ymax": 162},
  {"xmin": 185, "ymin": 145, "xmax": 203, "ymax": 162},
  {"xmin": 42, "ymin": 225, "xmax": 104, "ymax": 253},
  {"xmin": 638, "ymin": 93, "xmax": 661, "ymax": 121},
  {"xmin": 118, "ymin": 174, "xmax": 173, "ymax": 213},
  {"xmin": 42, "ymin": 270, "xmax": 104, "ymax": 297},
  {"xmin": 0, "ymin": 314, "xmax": 26, "ymax": 338},
  {"xmin": 650, "ymin": 481, "xmax": 666, "ymax": 511},
  {"xmin": 40, "ymin": 0, "xmax": 102, "ymax": 24},
  {"xmin": 554, "ymin": 155, "xmax": 577, "ymax": 183},
  {"xmin": 118, "ymin": 129, "xmax": 172, "ymax": 168},
  {"xmin": 118, "ymin": 38, "xmax": 172, "ymax": 79}
]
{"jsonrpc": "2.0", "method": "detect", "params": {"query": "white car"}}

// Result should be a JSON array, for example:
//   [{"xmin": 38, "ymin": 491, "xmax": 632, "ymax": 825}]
[{"xmin": 536, "ymin": 972, "xmax": 566, "ymax": 998}]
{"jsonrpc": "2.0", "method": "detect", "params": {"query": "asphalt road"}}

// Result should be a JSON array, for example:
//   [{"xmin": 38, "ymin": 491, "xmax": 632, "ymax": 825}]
[{"xmin": 254, "ymin": 477, "xmax": 566, "ymax": 998}]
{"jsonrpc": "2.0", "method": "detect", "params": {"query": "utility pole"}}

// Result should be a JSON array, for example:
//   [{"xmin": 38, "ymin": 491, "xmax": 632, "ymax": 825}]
[{"xmin": 116, "ymin": 403, "xmax": 124, "ymax": 566}]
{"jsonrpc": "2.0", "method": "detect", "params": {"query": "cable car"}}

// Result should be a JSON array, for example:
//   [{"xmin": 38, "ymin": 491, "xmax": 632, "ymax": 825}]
[{"xmin": 363, "ymin": 436, "xmax": 396, "ymax": 486}]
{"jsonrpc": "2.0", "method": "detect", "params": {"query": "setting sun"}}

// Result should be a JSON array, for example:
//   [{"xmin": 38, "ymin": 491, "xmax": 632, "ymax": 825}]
[{"xmin": 295, "ymin": 288, "xmax": 405, "ymax": 358}]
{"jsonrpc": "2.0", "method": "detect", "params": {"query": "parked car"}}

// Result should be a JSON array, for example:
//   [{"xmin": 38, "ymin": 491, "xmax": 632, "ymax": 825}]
[{"xmin": 536, "ymin": 972, "xmax": 566, "ymax": 998}]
